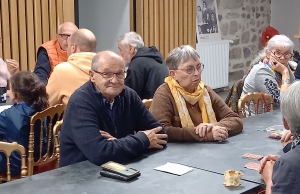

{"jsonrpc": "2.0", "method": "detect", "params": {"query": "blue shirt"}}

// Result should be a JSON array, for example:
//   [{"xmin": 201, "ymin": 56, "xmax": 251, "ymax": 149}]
[{"xmin": 101, "ymin": 95, "xmax": 120, "ymax": 123}]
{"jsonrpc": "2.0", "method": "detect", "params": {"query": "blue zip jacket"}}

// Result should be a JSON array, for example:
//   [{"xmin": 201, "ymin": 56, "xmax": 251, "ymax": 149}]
[{"xmin": 0, "ymin": 103, "xmax": 46, "ymax": 175}]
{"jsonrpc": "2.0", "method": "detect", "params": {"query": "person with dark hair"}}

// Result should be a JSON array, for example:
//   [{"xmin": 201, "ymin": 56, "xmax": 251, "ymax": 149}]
[
  {"xmin": 202, "ymin": 1, "xmax": 208, "ymax": 24},
  {"xmin": 210, "ymin": 13, "xmax": 218, "ymax": 33},
  {"xmin": 197, "ymin": 6, "xmax": 203, "ymax": 26},
  {"xmin": 0, "ymin": 71, "xmax": 49, "ymax": 175},
  {"xmin": 47, "ymin": 28, "xmax": 97, "ymax": 106}
]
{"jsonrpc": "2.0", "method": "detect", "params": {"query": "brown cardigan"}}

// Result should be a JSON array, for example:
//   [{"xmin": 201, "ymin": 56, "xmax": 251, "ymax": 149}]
[{"xmin": 149, "ymin": 83, "xmax": 243, "ymax": 142}]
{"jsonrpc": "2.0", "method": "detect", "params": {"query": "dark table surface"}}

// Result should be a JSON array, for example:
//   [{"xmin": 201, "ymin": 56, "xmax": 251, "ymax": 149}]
[
  {"xmin": 0, "ymin": 159, "xmax": 259, "ymax": 194},
  {"xmin": 0, "ymin": 110, "xmax": 283, "ymax": 193},
  {"xmin": 161, "ymin": 110, "xmax": 283, "ymax": 184}
]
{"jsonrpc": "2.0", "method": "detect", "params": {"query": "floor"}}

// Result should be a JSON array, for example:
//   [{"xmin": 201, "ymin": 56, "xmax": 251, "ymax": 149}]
[
  {"xmin": 216, "ymin": 90, "xmax": 229, "ymax": 101},
  {"xmin": 214, "ymin": 89, "xmax": 229, "ymax": 101}
]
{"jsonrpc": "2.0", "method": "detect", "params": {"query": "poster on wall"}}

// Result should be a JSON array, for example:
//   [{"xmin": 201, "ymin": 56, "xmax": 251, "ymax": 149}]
[{"xmin": 196, "ymin": 0, "xmax": 221, "ymax": 42}]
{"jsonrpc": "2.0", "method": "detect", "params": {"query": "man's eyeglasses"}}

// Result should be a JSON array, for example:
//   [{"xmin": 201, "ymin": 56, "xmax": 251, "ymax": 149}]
[
  {"xmin": 93, "ymin": 70, "xmax": 127, "ymax": 80},
  {"xmin": 58, "ymin": 34, "xmax": 71, "ymax": 40},
  {"xmin": 270, "ymin": 50, "xmax": 293, "ymax": 59},
  {"xmin": 177, "ymin": 63, "xmax": 204, "ymax": 74}
]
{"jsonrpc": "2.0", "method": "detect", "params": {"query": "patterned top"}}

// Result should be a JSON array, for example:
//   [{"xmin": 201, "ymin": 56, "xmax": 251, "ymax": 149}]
[{"xmin": 242, "ymin": 61, "xmax": 295, "ymax": 105}]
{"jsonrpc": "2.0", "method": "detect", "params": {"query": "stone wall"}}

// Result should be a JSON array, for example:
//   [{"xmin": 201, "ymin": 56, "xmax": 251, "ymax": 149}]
[{"xmin": 216, "ymin": 0, "xmax": 271, "ymax": 87}]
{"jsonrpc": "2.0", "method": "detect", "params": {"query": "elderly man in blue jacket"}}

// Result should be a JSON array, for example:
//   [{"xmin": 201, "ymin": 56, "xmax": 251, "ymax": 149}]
[{"xmin": 59, "ymin": 50, "xmax": 168, "ymax": 167}]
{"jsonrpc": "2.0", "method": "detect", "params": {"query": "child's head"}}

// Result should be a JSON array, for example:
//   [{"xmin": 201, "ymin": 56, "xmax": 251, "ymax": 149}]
[{"xmin": 8, "ymin": 71, "xmax": 49, "ymax": 111}]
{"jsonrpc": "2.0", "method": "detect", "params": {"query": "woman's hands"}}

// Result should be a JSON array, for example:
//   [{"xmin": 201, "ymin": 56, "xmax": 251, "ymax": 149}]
[
  {"xmin": 195, "ymin": 123, "xmax": 228, "ymax": 141},
  {"xmin": 269, "ymin": 57, "xmax": 288, "ymax": 75}
]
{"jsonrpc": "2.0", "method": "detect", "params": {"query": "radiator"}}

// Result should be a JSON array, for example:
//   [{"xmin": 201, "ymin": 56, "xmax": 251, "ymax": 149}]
[{"xmin": 196, "ymin": 40, "xmax": 231, "ymax": 89}]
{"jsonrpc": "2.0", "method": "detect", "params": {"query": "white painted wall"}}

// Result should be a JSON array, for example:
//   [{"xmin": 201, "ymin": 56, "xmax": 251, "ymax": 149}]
[
  {"xmin": 78, "ymin": 0, "xmax": 130, "ymax": 52},
  {"xmin": 271, "ymin": 0, "xmax": 300, "ymax": 51}
]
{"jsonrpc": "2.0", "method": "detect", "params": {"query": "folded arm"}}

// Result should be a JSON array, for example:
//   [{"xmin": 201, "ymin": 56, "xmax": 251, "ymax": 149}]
[
  {"xmin": 150, "ymin": 91, "xmax": 214, "ymax": 142},
  {"xmin": 69, "ymin": 101, "xmax": 150, "ymax": 165}
]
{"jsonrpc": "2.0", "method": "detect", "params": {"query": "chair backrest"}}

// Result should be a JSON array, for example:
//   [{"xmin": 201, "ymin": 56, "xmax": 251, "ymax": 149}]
[
  {"xmin": 238, "ymin": 92, "xmax": 274, "ymax": 118},
  {"xmin": 53, "ymin": 120, "xmax": 63, "ymax": 168},
  {"xmin": 0, "ymin": 142, "xmax": 27, "ymax": 182},
  {"xmin": 28, "ymin": 104, "xmax": 65, "ymax": 176},
  {"xmin": 142, "ymin": 99, "xmax": 153, "ymax": 109},
  {"xmin": 225, "ymin": 79, "xmax": 244, "ymax": 114}
]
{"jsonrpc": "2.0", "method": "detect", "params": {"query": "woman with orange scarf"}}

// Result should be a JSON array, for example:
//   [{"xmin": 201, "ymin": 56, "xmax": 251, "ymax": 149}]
[{"xmin": 150, "ymin": 45, "xmax": 243, "ymax": 142}]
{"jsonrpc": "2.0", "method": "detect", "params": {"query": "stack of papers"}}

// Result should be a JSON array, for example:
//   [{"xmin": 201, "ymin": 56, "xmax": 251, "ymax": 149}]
[{"xmin": 154, "ymin": 162, "xmax": 193, "ymax": 175}]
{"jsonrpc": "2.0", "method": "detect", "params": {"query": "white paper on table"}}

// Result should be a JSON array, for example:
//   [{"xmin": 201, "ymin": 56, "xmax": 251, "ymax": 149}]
[
  {"xmin": 0, "ymin": 105, "xmax": 12, "ymax": 113},
  {"xmin": 154, "ymin": 162, "xmax": 193, "ymax": 176}
]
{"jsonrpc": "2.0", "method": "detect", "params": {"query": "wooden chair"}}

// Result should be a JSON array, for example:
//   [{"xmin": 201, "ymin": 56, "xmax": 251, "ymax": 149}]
[
  {"xmin": 225, "ymin": 79, "xmax": 244, "ymax": 114},
  {"xmin": 238, "ymin": 92, "xmax": 274, "ymax": 118},
  {"xmin": 28, "ymin": 104, "xmax": 65, "ymax": 176},
  {"xmin": 0, "ymin": 142, "xmax": 27, "ymax": 182},
  {"xmin": 142, "ymin": 99, "xmax": 153, "ymax": 109},
  {"xmin": 53, "ymin": 120, "xmax": 63, "ymax": 168}
]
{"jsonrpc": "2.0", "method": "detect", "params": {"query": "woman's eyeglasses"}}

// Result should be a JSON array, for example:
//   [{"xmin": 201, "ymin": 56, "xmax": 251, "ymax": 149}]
[
  {"xmin": 270, "ymin": 50, "xmax": 293, "ymax": 59},
  {"xmin": 177, "ymin": 63, "xmax": 204, "ymax": 74},
  {"xmin": 93, "ymin": 70, "xmax": 127, "ymax": 80},
  {"xmin": 59, "ymin": 34, "xmax": 71, "ymax": 40}
]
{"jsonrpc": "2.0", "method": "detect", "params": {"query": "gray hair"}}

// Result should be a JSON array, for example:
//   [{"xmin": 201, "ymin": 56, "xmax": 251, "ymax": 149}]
[
  {"xmin": 250, "ymin": 34, "xmax": 294, "ymax": 66},
  {"xmin": 281, "ymin": 81, "xmax": 300, "ymax": 135},
  {"xmin": 91, "ymin": 53, "xmax": 101, "ymax": 71},
  {"xmin": 118, "ymin": 32, "xmax": 144, "ymax": 52},
  {"xmin": 166, "ymin": 45, "xmax": 200, "ymax": 70}
]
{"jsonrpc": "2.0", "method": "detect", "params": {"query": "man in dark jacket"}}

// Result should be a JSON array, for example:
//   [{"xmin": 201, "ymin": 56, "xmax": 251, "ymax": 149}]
[
  {"xmin": 59, "ymin": 50, "xmax": 168, "ymax": 167},
  {"xmin": 293, "ymin": 50, "xmax": 300, "ymax": 79},
  {"xmin": 118, "ymin": 32, "xmax": 169, "ymax": 99}
]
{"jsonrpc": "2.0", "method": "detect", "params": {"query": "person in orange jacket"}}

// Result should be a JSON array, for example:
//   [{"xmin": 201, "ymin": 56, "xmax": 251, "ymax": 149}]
[
  {"xmin": 46, "ymin": 29, "xmax": 97, "ymax": 106},
  {"xmin": 33, "ymin": 22, "xmax": 78, "ymax": 84}
]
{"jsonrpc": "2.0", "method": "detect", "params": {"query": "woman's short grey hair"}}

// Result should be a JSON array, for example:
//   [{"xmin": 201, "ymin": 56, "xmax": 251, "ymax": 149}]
[
  {"xmin": 281, "ymin": 81, "xmax": 300, "ymax": 135},
  {"xmin": 250, "ymin": 34, "xmax": 294, "ymax": 66},
  {"xmin": 166, "ymin": 45, "xmax": 200, "ymax": 70},
  {"xmin": 118, "ymin": 32, "xmax": 144, "ymax": 52}
]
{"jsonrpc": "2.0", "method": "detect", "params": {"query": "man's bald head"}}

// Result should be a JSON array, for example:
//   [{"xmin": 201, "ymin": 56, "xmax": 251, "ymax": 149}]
[
  {"xmin": 91, "ymin": 51, "xmax": 124, "ymax": 71},
  {"xmin": 57, "ymin": 22, "xmax": 78, "ymax": 34},
  {"xmin": 69, "ymin": 29, "xmax": 97, "ymax": 53},
  {"xmin": 57, "ymin": 22, "xmax": 78, "ymax": 50}
]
